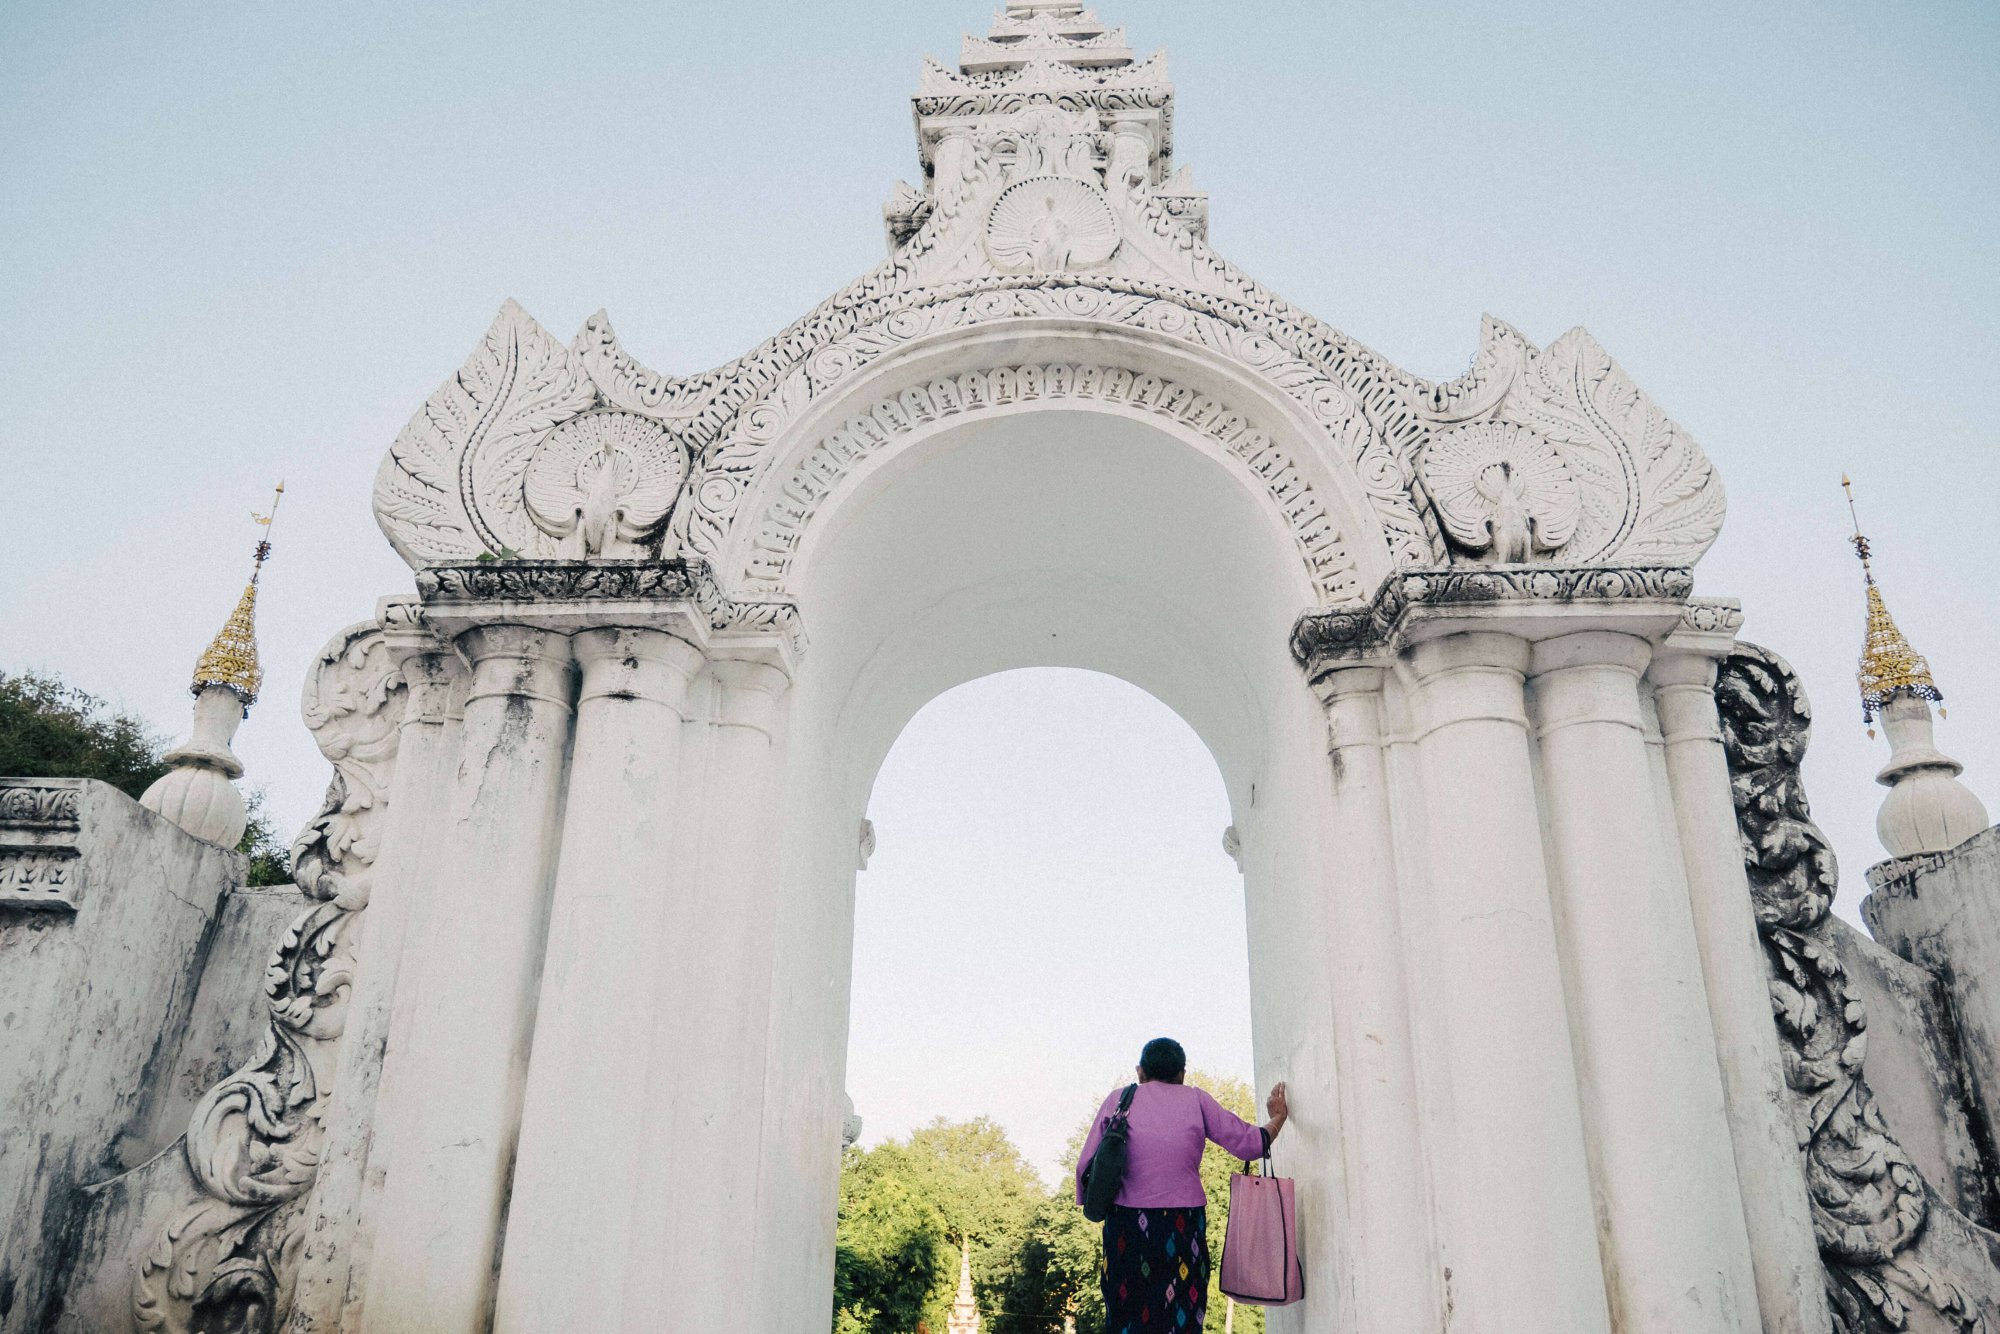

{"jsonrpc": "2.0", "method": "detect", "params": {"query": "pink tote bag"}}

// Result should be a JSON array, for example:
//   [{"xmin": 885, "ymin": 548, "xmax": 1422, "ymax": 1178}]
[{"xmin": 1218, "ymin": 1162, "xmax": 1304, "ymax": 1307}]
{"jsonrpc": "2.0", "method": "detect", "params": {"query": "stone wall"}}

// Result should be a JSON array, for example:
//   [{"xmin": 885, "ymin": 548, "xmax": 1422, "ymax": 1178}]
[
  {"xmin": 0, "ymin": 779, "xmax": 241, "ymax": 1334},
  {"xmin": 1826, "ymin": 915, "xmax": 1998, "ymax": 1223}
]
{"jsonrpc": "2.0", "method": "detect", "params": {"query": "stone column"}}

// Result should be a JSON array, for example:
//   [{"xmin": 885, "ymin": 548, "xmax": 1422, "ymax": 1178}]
[
  {"xmin": 1400, "ymin": 630, "xmax": 1610, "ymax": 1334},
  {"xmin": 1529, "ymin": 631, "xmax": 1760, "ymax": 1333},
  {"xmin": 1312, "ymin": 663, "xmax": 1439, "ymax": 1334},
  {"xmin": 360, "ymin": 624, "xmax": 574, "ymax": 1334},
  {"xmin": 1651, "ymin": 638, "xmax": 1832, "ymax": 1334},
  {"xmin": 287, "ymin": 635, "xmax": 466, "ymax": 1334},
  {"xmin": 618, "ymin": 658, "xmax": 792, "ymax": 1332},
  {"xmin": 492, "ymin": 627, "xmax": 705, "ymax": 1332}
]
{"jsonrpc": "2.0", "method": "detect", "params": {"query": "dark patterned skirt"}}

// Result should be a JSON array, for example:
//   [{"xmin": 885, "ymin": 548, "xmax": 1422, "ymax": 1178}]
[{"xmin": 1101, "ymin": 1205, "xmax": 1208, "ymax": 1331}]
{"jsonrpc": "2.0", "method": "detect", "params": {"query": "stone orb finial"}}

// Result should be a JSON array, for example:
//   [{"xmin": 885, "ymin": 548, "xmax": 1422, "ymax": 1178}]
[
  {"xmin": 1875, "ymin": 695, "xmax": 1990, "ymax": 858},
  {"xmin": 140, "ymin": 683, "xmax": 249, "ymax": 848}
]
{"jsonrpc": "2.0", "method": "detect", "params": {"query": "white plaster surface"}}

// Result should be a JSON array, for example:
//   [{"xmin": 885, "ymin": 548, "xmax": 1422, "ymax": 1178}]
[
  {"xmin": 1529, "ymin": 630, "xmax": 1759, "ymax": 1333},
  {"xmin": 359, "ymin": 626, "xmax": 574, "ymax": 1334},
  {"xmin": 0, "ymin": 780, "xmax": 241, "ymax": 1334},
  {"xmin": 1649, "ymin": 644, "xmax": 1834, "ymax": 1334}
]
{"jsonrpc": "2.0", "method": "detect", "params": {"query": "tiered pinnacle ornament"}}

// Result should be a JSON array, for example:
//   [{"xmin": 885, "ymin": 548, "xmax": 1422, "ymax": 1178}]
[
  {"xmin": 192, "ymin": 481, "xmax": 284, "ymax": 711},
  {"xmin": 140, "ymin": 482, "xmax": 285, "ymax": 848},
  {"xmin": 1844, "ymin": 475, "xmax": 1943, "ymax": 736}
]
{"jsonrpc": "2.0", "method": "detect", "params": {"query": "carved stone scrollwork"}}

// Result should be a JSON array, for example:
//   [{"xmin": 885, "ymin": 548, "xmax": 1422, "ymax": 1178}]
[
  {"xmin": 132, "ymin": 625, "xmax": 406, "ymax": 1334},
  {"xmin": 0, "ymin": 783, "xmax": 82, "ymax": 828},
  {"xmin": 1715, "ymin": 645, "xmax": 1987, "ymax": 1333}
]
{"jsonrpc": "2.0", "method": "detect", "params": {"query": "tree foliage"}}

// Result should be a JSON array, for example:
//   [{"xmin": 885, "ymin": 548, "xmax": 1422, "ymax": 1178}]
[
  {"xmin": 0, "ymin": 669, "xmax": 169, "ymax": 798},
  {"xmin": 837, "ymin": 1074, "xmax": 1266, "ymax": 1333},
  {"xmin": 238, "ymin": 786, "xmax": 294, "ymax": 887}
]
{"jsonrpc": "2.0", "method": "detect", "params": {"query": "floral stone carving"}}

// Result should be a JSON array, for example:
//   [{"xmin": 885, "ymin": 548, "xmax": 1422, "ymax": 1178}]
[
  {"xmin": 132, "ymin": 625, "xmax": 405, "ymax": 1334},
  {"xmin": 372, "ymin": 21, "xmax": 1727, "ymax": 613},
  {"xmin": 1715, "ymin": 645, "xmax": 1987, "ymax": 1333}
]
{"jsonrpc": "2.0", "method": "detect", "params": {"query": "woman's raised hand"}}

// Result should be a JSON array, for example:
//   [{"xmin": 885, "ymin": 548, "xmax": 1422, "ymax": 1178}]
[{"xmin": 1266, "ymin": 1081, "xmax": 1289, "ymax": 1123}]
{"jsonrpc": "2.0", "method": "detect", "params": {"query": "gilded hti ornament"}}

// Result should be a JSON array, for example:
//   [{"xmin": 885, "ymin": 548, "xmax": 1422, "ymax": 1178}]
[
  {"xmin": 1843, "ymin": 477, "xmax": 1943, "ymax": 731},
  {"xmin": 191, "ymin": 481, "xmax": 284, "ymax": 709}
]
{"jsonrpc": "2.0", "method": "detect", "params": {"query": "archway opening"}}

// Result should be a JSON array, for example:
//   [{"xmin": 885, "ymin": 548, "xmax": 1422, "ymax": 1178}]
[
  {"xmin": 758, "ymin": 406, "xmax": 1347, "ymax": 1326},
  {"xmin": 847, "ymin": 666, "xmax": 1255, "ymax": 1176}
]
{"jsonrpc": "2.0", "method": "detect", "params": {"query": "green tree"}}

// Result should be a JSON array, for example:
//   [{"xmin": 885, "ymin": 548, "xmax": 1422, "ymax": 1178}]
[
  {"xmin": 836, "ymin": 1118, "xmax": 1045, "ymax": 1332},
  {"xmin": 238, "ymin": 786, "xmax": 295, "ymax": 887},
  {"xmin": 0, "ymin": 669, "xmax": 168, "ymax": 798},
  {"xmin": 993, "ymin": 1190, "xmax": 1101, "ymax": 1334},
  {"xmin": 836, "ymin": 1144, "xmax": 947, "ymax": 1332}
]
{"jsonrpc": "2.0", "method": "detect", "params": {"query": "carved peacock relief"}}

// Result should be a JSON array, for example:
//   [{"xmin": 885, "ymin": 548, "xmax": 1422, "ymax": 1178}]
[{"xmin": 1420, "ymin": 420, "xmax": 1580, "ymax": 564}]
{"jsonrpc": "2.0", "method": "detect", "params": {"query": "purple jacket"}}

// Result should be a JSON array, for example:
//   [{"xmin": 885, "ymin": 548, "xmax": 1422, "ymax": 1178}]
[{"xmin": 1074, "ymin": 1082, "xmax": 1266, "ymax": 1210}]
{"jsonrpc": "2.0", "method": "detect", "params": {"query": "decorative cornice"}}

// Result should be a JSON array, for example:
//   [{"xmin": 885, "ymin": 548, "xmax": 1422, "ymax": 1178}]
[
  {"xmin": 0, "ymin": 780, "xmax": 83, "ymax": 831},
  {"xmin": 0, "ymin": 779, "xmax": 86, "ymax": 913},
  {"xmin": 415, "ymin": 559, "xmax": 808, "ymax": 663},
  {"xmin": 417, "ymin": 560, "xmax": 701, "ymax": 604},
  {"xmin": 1678, "ymin": 597, "xmax": 1744, "ymax": 637},
  {"xmin": 1290, "ymin": 565, "xmax": 1696, "ymax": 672}
]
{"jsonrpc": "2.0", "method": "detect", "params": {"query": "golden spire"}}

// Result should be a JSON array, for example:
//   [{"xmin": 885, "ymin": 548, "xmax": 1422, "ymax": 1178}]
[
  {"xmin": 1844, "ymin": 476, "xmax": 1942, "ymax": 735},
  {"xmin": 192, "ymin": 482, "xmax": 284, "ymax": 710}
]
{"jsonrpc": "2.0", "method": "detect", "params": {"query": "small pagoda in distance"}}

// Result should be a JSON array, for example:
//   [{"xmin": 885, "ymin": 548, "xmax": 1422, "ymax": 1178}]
[{"xmin": 946, "ymin": 1242, "xmax": 982, "ymax": 1334}]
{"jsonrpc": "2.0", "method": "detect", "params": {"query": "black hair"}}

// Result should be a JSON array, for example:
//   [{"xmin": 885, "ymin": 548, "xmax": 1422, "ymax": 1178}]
[{"xmin": 1139, "ymin": 1037, "xmax": 1187, "ymax": 1084}]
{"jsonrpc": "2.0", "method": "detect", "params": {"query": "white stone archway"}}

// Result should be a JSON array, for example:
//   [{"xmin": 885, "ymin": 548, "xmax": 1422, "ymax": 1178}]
[{"xmin": 124, "ymin": 6, "xmax": 1852, "ymax": 1334}]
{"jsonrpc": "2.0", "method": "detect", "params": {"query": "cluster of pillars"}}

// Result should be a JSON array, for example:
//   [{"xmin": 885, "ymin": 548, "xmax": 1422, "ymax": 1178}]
[
  {"xmin": 285, "ymin": 611, "xmax": 794, "ymax": 1334},
  {"xmin": 1307, "ymin": 609, "xmax": 1829, "ymax": 1334},
  {"xmin": 277, "ymin": 590, "xmax": 1834, "ymax": 1334}
]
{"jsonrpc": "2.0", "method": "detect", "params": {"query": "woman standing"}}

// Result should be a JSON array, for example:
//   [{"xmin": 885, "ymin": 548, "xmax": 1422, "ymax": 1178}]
[{"xmin": 1074, "ymin": 1038, "xmax": 1289, "ymax": 1331}]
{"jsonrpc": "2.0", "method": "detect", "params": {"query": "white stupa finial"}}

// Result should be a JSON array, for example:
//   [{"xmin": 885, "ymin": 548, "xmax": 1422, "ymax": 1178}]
[{"xmin": 1843, "ymin": 477, "xmax": 1988, "ymax": 858}]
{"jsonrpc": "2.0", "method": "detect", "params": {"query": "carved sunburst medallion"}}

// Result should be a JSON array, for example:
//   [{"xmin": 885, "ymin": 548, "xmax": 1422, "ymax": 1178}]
[
  {"xmin": 1421, "ymin": 421, "xmax": 1580, "ymax": 564},
  {"xmin": 523, "ymin": 410, "xmax": 688, "ymax": 558},
  {"xmin": 984, "ymin": 175, "xmax": 1121, "ymax": 274}
]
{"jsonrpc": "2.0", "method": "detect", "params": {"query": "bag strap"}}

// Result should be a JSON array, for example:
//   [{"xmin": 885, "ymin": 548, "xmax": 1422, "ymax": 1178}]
[{"xmin": 1115, "ymin": 1083, "xmax": 1137, "ymax": 1114}]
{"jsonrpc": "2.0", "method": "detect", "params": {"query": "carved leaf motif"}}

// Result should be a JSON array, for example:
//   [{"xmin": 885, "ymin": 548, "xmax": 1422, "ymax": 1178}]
[
  {"xmin": 1500, "ymin": 328, "xmax": 1724, "ymax": 568},
  {"xmin": 374, "ymin": 301, "xmax": 600, "ymax": 566}
]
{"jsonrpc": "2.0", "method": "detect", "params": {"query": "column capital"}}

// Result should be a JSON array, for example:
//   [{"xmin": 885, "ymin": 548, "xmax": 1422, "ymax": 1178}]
[
  {"xmin": 458, "ymin": 624, "xmax": 575, "ymax": 712},
  {"xmin": 1309, "ymin": 661, "xmax": 1387, "ymax": 705},
  {"xmin": 707, "ymin": 658, "xmax": 792, "ymax": 736},
  {"xmin": 572, "ymin": 626, "xmax": 705, "ymax": 709},
  {"xmin": 1656, "ymin": 597, "xmax": 1746, "ymax": 666},
  {"xmin": 378, "ymin": 597, "xmax": 468, "ymax": 724},
  {"xmin": 415, "ymin": 558, "xmax": 806, "ymax": 678},
  {"xmin": 1292, "ymin": 565, "xmax": 1694, "ymax": 686},
  {"xmin": 1528, "ymin": 629, "xmax": 1653, "ymax": 679}
]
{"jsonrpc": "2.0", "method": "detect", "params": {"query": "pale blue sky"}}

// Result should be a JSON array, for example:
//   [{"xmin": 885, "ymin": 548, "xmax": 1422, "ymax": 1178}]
[{"xmin": 3, "ymin": 1, "xmax": 1996, "ymax": 1178}]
